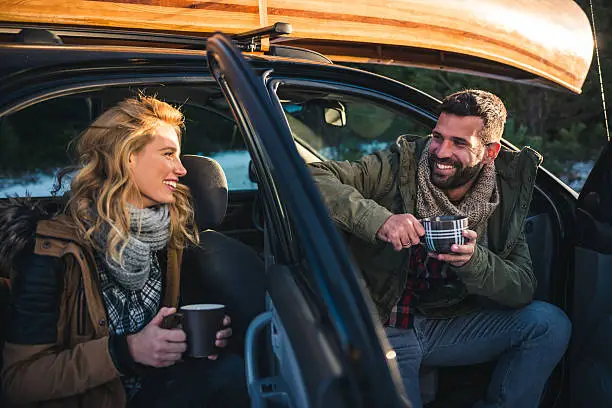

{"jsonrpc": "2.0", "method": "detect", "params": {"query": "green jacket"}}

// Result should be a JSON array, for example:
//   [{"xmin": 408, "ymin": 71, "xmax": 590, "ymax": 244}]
[{"xmin": 309, "ymin": 135, "xmax": 542, "ymax": 321}]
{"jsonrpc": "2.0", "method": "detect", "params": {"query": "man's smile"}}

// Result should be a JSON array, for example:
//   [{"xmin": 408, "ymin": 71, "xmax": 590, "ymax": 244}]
[{"xmin": 431, "ymin": 156, "xmax": 460, "ymax": 178}]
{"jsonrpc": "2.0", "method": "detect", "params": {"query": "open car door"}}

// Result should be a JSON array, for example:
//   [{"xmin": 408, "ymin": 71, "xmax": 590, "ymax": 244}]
[
  {"xmin": 205, "ymin": 32, "xmax": 409, "ymax": 408},
  {"xmin": 570, "ymin": 137, "xmax": 612, "ymax": 406}
]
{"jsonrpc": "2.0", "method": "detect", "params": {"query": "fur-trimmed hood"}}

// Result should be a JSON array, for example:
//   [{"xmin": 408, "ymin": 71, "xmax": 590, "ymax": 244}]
[{"xmin": 0, "ymin": 196, "xmax": 55, "ymax": 277}]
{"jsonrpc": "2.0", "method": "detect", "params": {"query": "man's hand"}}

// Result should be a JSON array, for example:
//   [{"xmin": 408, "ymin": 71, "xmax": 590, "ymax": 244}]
[
  {"xmin": 376, "ymin": 214, "xmax": 425, "ymax": 251},
  {"xmin": 430, "ymin": 229, "xmax": 477, "ymax": 267},
  {"xmin": 208, "ymin": 315, "xmax": 232, "ymax": 361},
  {"xmin": 127, "ymin": 307, "xmax": 187, "ymax": 368}
]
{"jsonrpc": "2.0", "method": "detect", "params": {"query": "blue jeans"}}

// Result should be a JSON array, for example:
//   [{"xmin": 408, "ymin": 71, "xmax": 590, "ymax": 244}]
[{"xmin": 385, "ymin": 301, "xmax": 571, "ymax": 408}]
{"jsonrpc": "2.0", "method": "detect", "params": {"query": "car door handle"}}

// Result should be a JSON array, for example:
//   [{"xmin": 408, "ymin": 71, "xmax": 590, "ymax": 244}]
[
  {"xmin": 245, "ymin": 311, "xmax": 272, "ymax": 386},
  {"xmin": 245, "ymin": 311, "xmax": 291, "ymax": 408}
]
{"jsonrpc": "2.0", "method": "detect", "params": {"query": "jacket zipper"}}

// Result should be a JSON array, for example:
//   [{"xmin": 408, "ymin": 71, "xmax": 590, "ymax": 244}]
[{"xmin": 77, "ymin": 277, "xmax": 87, "ymax": 336}]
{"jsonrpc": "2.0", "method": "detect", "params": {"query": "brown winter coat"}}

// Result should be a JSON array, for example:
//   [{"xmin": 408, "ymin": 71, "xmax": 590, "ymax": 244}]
[{"xmin": 1, "ymin": 215, "xmax": 182, "ymax": 407}]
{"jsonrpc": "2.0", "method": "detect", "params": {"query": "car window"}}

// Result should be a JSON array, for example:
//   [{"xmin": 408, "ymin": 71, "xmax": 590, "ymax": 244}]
[
  {"xmin": 277, "ymin": 87, "xmax": 431, "ymax": 161},
  {"xmin": 0, "ymin": 96, "xmax": 90, "ymax": 197},
  {"xmin": 181, "ymin": 104, "xmax": 256, "ymax": 191},
  {"xmin": 0, "ymin": 86, "xmax": 256, "ymax": 197}
]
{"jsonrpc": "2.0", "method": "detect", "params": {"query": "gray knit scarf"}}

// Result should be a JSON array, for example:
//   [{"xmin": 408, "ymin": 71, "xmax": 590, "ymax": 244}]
[
  {"xmin": 416, "ymin": 140, "xmax": 500, "ymax": 243},
  {"xmin": 96, "ymin": 205, "xmax": 171, "ymax": 290}
]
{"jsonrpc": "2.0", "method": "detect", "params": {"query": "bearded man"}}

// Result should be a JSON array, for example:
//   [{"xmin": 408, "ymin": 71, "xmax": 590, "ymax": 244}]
[{"xmin": 309, "ymin": 90, "xmax": 570, "ymax": 408}]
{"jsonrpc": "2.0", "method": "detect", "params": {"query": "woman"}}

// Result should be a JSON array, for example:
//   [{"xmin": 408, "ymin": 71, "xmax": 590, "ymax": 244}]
[{"xmin": 1, "ymin": 95, "xmax": 249, "ymax": 407}]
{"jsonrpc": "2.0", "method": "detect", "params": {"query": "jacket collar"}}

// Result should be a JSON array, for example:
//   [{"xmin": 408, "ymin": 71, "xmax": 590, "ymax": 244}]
[
  {"xmin": 0, "ymin": 194, "xmax": 182, "ymax": 307},
  {"xmin": 0, "ymin": 196, "xmax": 56, "ymax": 277},
  {"xmin": 36, "ymin": 214, "xmax": 85, "ymax": 243},
  {"xmin": 35, "ymin": 215, "xmax": 183, "ymax": 308}
]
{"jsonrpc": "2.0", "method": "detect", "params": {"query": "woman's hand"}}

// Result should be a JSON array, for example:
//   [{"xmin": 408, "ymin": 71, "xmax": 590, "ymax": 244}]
[
  {"xmin": 208, "ymin": 315, "xmax": 232, "ymax": 361},
  {"xmin": 127, "ymin": 307, "xmax": 187, "ymax": 368}
]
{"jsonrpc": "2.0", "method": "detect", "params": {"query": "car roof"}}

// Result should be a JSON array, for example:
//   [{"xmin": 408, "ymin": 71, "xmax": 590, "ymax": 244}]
[
  {"xmin": 0, "ymin": 0, "xmax": 594, "ymax": 93},
  {"xmin": 0, "ymin": 36, "xmax": 441, "ymax": 118}
]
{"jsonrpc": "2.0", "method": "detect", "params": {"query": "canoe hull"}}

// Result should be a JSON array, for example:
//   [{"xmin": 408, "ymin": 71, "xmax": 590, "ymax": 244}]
[{"xmin": 0, "ymin": 0, "xmax": 594, "ymax": 93}]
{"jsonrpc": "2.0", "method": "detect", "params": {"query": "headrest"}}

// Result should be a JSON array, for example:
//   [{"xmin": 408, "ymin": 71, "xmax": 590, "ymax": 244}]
[{"xmin": 181, "ymin": 155, "xmax": 228, "ymax": 230}]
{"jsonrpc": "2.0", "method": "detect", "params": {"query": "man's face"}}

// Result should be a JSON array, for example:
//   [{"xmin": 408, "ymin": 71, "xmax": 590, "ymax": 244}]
[{"xmin": 428, "ymin": 113, "xmax": 491, "ymax": 190}]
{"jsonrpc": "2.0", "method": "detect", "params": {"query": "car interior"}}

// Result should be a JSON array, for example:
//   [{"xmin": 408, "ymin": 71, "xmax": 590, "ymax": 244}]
[{"xmin": 0, "ymin": 81, "xmax": 567, "ymax": 407}]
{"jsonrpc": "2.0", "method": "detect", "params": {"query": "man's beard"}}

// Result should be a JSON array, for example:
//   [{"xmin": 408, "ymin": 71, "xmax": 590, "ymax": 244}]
[{"xmin": 428, "ymin": 154, "xmax": 484, "ymax": 190}]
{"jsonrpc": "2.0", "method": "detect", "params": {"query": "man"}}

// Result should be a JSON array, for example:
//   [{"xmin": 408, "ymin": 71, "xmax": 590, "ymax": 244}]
[{"xmin": 309, "ymin": 90, "xmax": 571, "ymax": 408}]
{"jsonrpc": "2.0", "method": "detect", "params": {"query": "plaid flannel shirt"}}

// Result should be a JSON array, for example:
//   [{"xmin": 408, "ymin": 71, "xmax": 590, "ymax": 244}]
[
  {"xmin": 386, "ymin": 244, "xmax": 457, "ymax": 329},
  {"xmin": 97, "ymin": 251, "xmax": 163, "ymax": 399}
]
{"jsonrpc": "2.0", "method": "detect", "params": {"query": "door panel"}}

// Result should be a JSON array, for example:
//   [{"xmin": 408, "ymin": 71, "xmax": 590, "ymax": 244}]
[
  {"xmin": 571, "ymin": 208, "xmax": 612, "ymax": 342},
  {"xmin": 570, "ymin": 248, "xmax": 612, "ymax": 407},
  {"xmin": 524, "ymin": 213, "xmax": 554, "ymax": 301},
  {"xmin": 267, "ymin": 264, "xmax": 346, "ymax": 408},
  {"xmin": 571, "ymin": 247, "xmax": 612, "ymax": 341},
  {"xmin": 571, "ymin": 315, "xmax": 612, "ymax": 408},
  {"xmin": 574, "ymin": 209, "xmax": 612, "ymax": 254},
  {"xmin": 570, "ymin": 140, "xmax": 612, "ymax": 407}
]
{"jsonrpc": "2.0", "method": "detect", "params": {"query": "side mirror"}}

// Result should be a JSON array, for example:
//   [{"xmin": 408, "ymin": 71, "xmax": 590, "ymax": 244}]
[
  {"xmin": 323, "ymin": 101, "xmax": 346, "ymax": 127},
  {"xmin": 302, "ymin": 99, "xmax": 347, "ymax": 128}
]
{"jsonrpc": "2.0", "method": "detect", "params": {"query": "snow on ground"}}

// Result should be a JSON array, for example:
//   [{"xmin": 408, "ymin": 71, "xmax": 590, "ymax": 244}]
[
  {"xmin": 0, "ymin": 154, "xmax": 595, "ymax": 198},
  {"xmin": 0, "ymin": 150, "xmax": 256, "ymax": 197}
]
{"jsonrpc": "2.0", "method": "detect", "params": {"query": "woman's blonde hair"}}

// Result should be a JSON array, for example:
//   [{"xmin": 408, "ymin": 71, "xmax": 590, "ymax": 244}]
[{"xmin": 66, "ymin": 94, "xmax": 199, "ymax": 263}]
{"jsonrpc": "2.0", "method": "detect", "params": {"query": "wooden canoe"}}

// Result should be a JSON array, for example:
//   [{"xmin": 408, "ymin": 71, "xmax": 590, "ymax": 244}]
[{"xmin": 0, "ymin": 0, "xmax": 594, "ymax": 93}]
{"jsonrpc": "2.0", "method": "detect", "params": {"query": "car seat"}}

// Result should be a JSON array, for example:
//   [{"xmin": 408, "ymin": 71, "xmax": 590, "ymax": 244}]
[{"xmin": 179, "ymin": 154, "xmax": 266, "ymax": 357}]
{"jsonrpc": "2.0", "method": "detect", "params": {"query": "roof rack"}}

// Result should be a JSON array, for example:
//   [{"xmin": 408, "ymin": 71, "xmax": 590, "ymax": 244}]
[
  {"xmin": 233, "ymin": 22, "xmax": 292, "ymax": 52},
  {"xmin": 0, "ymin": 22, "xmax": 292, "ymax": 51}
]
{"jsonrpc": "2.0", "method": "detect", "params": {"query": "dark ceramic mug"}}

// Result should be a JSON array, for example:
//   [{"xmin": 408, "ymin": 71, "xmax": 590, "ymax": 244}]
[
  {"xmin": 420, "ymin": 215, "xmax": 469, "ymax": 254},
  {"xmin": 162, "ymin": 303, "xmax": 226, "ymax": 358}
]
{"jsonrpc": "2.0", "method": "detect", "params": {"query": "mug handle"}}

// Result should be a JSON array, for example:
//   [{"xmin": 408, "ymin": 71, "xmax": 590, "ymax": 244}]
[{"xmin": 161, "ymin": 311, "xmax": 183, "ymax": 329}]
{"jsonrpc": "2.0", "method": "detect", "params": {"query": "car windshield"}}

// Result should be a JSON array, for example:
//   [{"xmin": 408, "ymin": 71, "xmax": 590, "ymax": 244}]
[{"xmin": 277, "ymin": 87, "xmax": 432, "ymax": 162}]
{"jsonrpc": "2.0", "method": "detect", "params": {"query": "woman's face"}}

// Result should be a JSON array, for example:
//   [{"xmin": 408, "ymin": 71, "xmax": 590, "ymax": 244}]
[{"xmin": 129, "ymin": 123, "xmax": 187, "ymax": 208}]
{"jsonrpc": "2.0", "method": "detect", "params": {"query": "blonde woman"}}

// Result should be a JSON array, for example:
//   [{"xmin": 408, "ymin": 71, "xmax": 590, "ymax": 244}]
[{"xmin": 0, "ymin": 95, "xmax": 249, "ymax": 407}]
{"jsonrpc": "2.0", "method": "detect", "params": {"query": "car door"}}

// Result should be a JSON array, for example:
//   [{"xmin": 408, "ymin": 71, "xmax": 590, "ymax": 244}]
[
  {"xmin": 205, "ymin": 32, "xmax": 409, "ymax": 408},
  {"xmin": 569, "ymin": 137, "xmax": 612, "ymax": 407}
]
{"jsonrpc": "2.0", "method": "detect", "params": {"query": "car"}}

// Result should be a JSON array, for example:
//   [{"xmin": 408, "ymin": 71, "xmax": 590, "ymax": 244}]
[{"xmin": 0, "ymin": 1, "xmax": 609, "ymax": 407}]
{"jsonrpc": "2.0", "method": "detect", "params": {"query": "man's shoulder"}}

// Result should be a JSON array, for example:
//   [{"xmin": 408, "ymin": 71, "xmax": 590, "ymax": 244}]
[
  {"xmin": 391, "ymin": 134, "xmax": 430, "ymax": 160},
  {"xmin": 515, "ymin": 145, "xmax": 543, "ymax": 167},
  {"xmin": 495, "ymin": 145, "xmax": 543, "ymax": 179}
]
